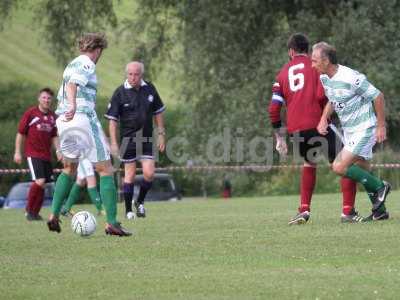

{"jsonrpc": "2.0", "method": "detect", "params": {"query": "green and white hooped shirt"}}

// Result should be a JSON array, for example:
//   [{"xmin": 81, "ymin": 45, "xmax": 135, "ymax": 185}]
[
  {"xmin": 56, "ymin": 55, "xmax": 98, "ymax": 116},
  {"xmin": 320, "ymin": 64, "xmax": 380, "ymax": 133}
]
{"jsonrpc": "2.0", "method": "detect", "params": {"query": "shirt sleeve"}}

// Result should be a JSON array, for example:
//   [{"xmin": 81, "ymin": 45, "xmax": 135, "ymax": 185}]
[
  {"xmin": 104, "ymin": 89, "xmax": 121, "ymax": 121},
  {"xmin": 51, "ymin": 116, "xmax": 58, "ymax": 138},
  {"xmin": 17, "ymin": 110, "xmax": 31, "ymax": 135},
  {"xmin": 268, "ymin": 77, "xmax": 285, "ymax": 128},
  {"xmin": 353, "ymin": 72, "xmax": 380, "ymax": 102},
  {"xmin": 151, "ymin": 85, "xmax": 166, "ymax": 115},
  {"xmin": 68, "ymin": 61, "xmax": 95, "ymax": 87}
]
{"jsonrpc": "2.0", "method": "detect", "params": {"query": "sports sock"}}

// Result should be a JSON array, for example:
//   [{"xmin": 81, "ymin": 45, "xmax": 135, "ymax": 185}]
[
  {"xmin": 341, "ymin": 177, "xmax": 357, "ymax": 215},
  {"xmin": 52, "ymin": 172, "xmax": 74, "ymax": 216},
  {"xmin": 32, "ymin": 183, "xmax": 45, "ymax": 215},
  {"xmin": 27, "ymin": 182, "xmax": 42, "ymax": 215},
  {"xmin": 100, "ymin": 175, "xmax": 118, "ymax": 225},
  {"xmin": 137, "ymin": 179, "xmax": 153, "ymax": 205},
  {"xmin": 123, "ymin": 182, "xmax": 134, "ymax": 213},
  {"xmin": 345, "ymin": 165, "xmax": 384, "ymax": 193},
  {"xmin": 367, "ymin": 192, "xmax": 387, "ymax": 213},
  {"xmin": 299, "ymin": 166, "xmax": 316, "ymax": 213},
  {"xmin": 87, "ymin": 187, "xmax": 103, "ymax": 212},
  {"xmin": 63, "ymin": 183, "xmax": 83, "ymax": 212}
]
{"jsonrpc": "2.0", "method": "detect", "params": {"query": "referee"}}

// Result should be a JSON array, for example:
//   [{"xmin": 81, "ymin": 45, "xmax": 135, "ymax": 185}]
[{"xmin": 105, "ymin": 61, "xmax": 166, "ymax": 219}]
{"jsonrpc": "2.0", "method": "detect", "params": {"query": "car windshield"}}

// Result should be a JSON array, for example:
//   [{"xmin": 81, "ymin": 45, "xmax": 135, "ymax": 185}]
[
  {"xmin": 152, "ymin": 179, "xmax": 173, "ymax": 192},
  {"xmin": 8, "ymin": 184, "xmax": 30, "ymax": 201}
]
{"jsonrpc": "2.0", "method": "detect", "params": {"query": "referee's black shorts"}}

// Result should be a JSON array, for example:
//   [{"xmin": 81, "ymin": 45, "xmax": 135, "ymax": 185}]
[
  {"xmin": 119, "ymin": 136, "xmax": 155, "ymax": 163},
  {"xmin": 290, "ymin": 127, "xmax": 342, "ymax": 164},
  {"xmin": 27, "ymin": 157, "xmax": 54, "ymax": 182}
]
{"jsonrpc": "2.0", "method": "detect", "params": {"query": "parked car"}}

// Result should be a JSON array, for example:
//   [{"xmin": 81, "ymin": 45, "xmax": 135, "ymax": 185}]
[
  {"xmin": 133, "ymin": 173, "xmax": 181, "ymax": 202},
  {"xmin": 2, "ymin": 182, "xmax": 54, "ymax": 209}
]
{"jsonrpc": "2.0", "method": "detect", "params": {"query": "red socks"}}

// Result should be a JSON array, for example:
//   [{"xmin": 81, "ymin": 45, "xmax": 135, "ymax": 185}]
[
  {"xmin": 341, "ymin": 177, "xmax": 357, "ymax": 215},
  {"xmin": 299, "ymin": 166, "xmax": 316, "ymax": 213},
  {"xmin": 26, "ymin": 182, "xmax": 45, "ymax": 215}
]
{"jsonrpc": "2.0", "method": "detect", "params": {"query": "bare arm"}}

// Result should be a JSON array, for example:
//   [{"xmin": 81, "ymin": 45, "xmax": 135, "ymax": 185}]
[
  {"xmin": 154, "ymin": 113, "xmax": 166, "ymax": 152},
  {"xmin": 14, "ymin": 133, "xmax": 25, "ymax": 164},
  {"xmin": 52, "ymin": 136, "xmax": 62, "ymax": 161},
  {"xmin": 317, "ymin": 102, "xmax": 334, "ymax": 135},
  {"xmin": 64, "ymin": 82, "xmax": 78, "ymax": 121},
  {"xmin": 373, "ymin": 92, "xmax": 386, "ymax": 143},
  {"xmin": 109, "ymin": 120, "xmax": 119, "ymax": 156}
]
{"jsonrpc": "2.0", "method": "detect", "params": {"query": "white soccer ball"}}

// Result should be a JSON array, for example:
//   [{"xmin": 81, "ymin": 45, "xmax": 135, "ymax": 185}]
[{"xmin": 71, "ymin": 211, "xmax": 97, "ymax": 236}]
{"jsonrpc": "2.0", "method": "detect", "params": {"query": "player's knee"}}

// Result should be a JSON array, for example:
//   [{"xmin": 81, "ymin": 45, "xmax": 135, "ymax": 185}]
[
  {"xmin": 332, "ymin": 161, "xmax": 346, "ymax": 175},
  {"xmin": 142, "ymin": 171, "xmax": 154, "ymax": 182},
  {"xmin": 35, "ymin": 179, "xmax": 46, "ymax": 187},
  {"xmin": 63, "ymin": 163, "xmax": 77, "ymax": 177},
  {"xmin": 142, "ymin": 166, "xmax": 155, "ymax": 181}
]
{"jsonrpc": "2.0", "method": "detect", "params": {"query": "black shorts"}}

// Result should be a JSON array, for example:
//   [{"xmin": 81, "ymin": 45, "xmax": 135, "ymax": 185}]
[
  {"xmin": 27, "ymin": 157, "xmax": 54, "ymax": 182},
  {"xmin": 290, "ymin": 127, "xmax": 342, "ymax": 164},
  {"xmin": 119, "ymin": 136, "xmax": 155, "ymax": 162}
]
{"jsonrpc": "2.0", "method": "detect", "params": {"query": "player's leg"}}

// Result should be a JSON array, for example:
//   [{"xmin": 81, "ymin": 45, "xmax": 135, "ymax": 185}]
[
  {"xmin": 26, "ymin": 157, "xmax": 46, "ymax": 220},
  {"xmin": 333, "ymin": 149, "xmax": 389, "ymax": 212},
  {"xmin": 33, "ymin": 160, "xmax": 54, "ymax": 218},
  {"xmin": 50, "ymin": 161, "xmax": 77, "ymax": 217},
  {"xmin": 136, "ymin": 159, "xmax": 155, "ymax": 218},
  {"xmin": 86, "ymin": 175, "xmax": 103, "ymax": 215},
  {"xmin": 48, "ymin": 114, "xmax": 86, "ymax": 232},
  {"xmin": 88, "ymin": 116, "xmax": 131, "ymax": 236},
  {"xmin": 95, "ymin": 160, "xmax": 131, "ymax": 236},
  {"xmin": 61, "ymin": 177, "xmax": 85, "ymax": 217},
  {"xmin": 123, "ymin": 162, "xmax": 136, "ymax": 219},
  {"xmin": 325, "ymin": 126, "xmax": 359, "ymax": 221},
  {"xmin": 334, "ymin": 128, "xmax": 390, "ymax": 212},
  {"xmin": 31, "ymin": 178, "xmax": 46, "ymax": 220},
  {"xmin": 353, "ymin": 159, "xmax": 389, "ymax": 221},
  {"xmin": 288, "ymin": 130, "xmax": 319, "ymax": 225}
]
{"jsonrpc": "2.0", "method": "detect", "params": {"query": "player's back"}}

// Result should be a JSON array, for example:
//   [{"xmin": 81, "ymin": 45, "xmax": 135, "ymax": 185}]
[{"xmin": 275, "ymin": 55, "xmax": 326, "ymax": 133}]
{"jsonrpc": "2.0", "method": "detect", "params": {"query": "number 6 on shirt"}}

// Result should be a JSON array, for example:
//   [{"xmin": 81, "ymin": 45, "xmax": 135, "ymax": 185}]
[{"xmin": 288, "ymin": 63, "xmax": 305, "ymax": 92}]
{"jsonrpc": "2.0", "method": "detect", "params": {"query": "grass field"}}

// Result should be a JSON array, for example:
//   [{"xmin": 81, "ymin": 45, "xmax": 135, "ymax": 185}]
[
  {"xmin": 0, "ymin": 0, "xmax": 176, "ymax": 105},
  {"xmin": 1, "ymin": 192, "xmax": 400, "ymax": 300}
]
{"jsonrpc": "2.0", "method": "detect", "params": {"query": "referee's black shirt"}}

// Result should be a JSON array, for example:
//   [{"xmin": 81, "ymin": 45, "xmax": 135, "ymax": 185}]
[{"xmin": 105, "ymin": 80, "xmax": 165, "ymax": 138}]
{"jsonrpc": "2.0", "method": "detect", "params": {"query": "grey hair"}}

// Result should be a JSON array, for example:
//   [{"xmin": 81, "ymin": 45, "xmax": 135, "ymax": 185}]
[
  {"xmin": 125, "ymin": 61, "xmax": 145, "ymax": 74},
  {"xmin": 312, "ymin": 42, "xmax": 337, "ymax": 64}
]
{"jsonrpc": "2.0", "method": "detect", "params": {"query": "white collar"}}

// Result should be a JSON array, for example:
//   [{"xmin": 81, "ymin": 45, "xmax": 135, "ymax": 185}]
[{"xmin": 124, "ymin": 79, "xmax": 147, "ymax": 89}]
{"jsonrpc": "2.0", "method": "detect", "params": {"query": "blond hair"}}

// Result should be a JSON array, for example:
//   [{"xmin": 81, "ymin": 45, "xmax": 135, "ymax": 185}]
[{"xmin": 78, "ymin": 32, "xmax": 108, "ymax": 52}]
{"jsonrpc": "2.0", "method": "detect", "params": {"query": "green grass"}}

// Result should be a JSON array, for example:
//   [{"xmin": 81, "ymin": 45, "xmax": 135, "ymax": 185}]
[
  {"xmin": 0, "ymin": 0, "xmax": 176, "ymax": 106},
  {"xmin": 1, "ymin": 192, "xmax": 400, "ymax": 300}
]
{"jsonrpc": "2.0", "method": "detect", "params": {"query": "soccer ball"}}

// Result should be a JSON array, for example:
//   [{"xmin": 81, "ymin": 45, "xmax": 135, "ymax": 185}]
[{"xmin": 71, "ymin": 211, "xmax": 97, "ymax": 236}]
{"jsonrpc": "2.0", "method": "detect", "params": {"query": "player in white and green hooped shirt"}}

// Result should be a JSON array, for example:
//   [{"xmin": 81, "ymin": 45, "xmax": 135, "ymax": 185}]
[
  {"xmin": 311, "ymin": 41, "xmax": 391, "ymax": 222},
  {"xmin": 47, "ymin": 33, "xmax": 131, "ymax": 236}
]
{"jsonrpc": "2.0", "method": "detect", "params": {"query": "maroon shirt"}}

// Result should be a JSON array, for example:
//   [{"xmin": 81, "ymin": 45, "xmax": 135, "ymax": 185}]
[
  {"xmin": 268, "ymin": 55, "xmax": 327, "ymax": 133},
  {"xmin": 18, "ymin": 106, "xmax": 57, "ymax": 161}
]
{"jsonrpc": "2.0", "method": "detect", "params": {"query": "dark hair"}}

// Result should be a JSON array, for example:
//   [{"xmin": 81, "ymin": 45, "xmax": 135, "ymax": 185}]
[
  {"xmin": 78, "ymin": 32, "xmax": 108, "ymax": 52},
  {"xmin": 312, "ymin": 42, "xmax": 337, "ymax": 64},
  {"xmin": 287, "ymin": 33, "xmax": 309, "ymax": 53},
  {"xmin": 39, "ymin": 87, "xmax": 54, "ymax": 97}
]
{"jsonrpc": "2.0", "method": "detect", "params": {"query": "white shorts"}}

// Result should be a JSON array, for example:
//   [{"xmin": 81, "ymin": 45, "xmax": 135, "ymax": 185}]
[
  {"xmin": 343, "ymin": 127, "xmax": 376, "ymax": 160},
  {"xmin": 77, "ymin": 158, "xmax": 95, "ymax": 179},
  {"xmin": 56, "ymin": 112, "xmax": 110, "ymax": 163}
]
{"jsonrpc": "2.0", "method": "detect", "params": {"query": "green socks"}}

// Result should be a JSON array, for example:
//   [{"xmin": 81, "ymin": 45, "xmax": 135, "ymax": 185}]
[
  {"xmin": 345, "ymin": 165, "xmax": 384, "ymax": 193},
  {"xmin": 100, "ymin": 176, "xmax": 118, "ymax": 225},
  {"xmin": 63, "ymin": 183, "xmax": 83, "ymax": 212},
  {"xmin": 52, "ymin": 172, "xmax": 74, "ymax": 216},
  {"xmin": 88, "ymin": 187, "xmax": 103, "ymax": 212}
]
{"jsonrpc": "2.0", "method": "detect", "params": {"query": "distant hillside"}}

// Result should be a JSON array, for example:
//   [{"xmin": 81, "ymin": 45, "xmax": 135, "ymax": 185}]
[{"xmin": 0, "ymin": 0, "xmax": 174, "ymax": 104}]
